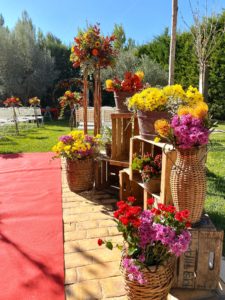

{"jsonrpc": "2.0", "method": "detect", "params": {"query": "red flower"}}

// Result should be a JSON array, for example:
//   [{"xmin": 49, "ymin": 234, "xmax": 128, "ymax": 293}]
[
  {"xmin": 147, "ymin": 198, "xmax": 154, "ymax": 206},
  {"xmin": 175, "ymin": 212, "xmax": 183, "ymax": 222},
  {"xmin": 127, "ymin": 196, "xmax": 136, "ymax": 203},
  {"xmin": 119, "ymin": 216, "xmax": 129, "ymax": 225},
  {"xmin": 166, "ymin": 205, "xmax": 176, "ymax": 213},
  {"xmin": 155, "ymin": 209, "xmax": 161, "ymax": 215},
  {"xmin": 158, "ymin": 203, "xmax": 166, "ymax": 211},
  {"xmin": 130, "ymin": 218, "xmax": 141, "ymax": 228},
  {"xmin": 181, "ymin": 209, "xmax": 190, "ymax": 219},
  {"xmin": 97, "ymin": 239, "xmax": 103, "ymax": 246},
  {"xmin": 92, "ymin": 48, "xmax": 99, "ymax": 56},
  {"xmin": 185, "ymin": 221, "xmax": 191, "ymax": 228},
  {"xmin": 113, "ymin": 211, "xmax": 120, "ymax": 219}
]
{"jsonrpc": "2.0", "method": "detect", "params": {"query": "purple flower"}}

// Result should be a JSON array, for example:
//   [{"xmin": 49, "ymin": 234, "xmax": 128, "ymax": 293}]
[
  {"xmin": 171, "ymin": 115, "xmax": 180, "ymax": 127},
  {"xmin": 59, "ymin": 135, "xmax": 73, "ymax": 144}
]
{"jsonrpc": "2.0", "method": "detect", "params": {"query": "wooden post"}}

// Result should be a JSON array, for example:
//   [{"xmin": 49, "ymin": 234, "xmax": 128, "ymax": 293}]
[
  {"xmin": 94, "ymin": 68, "xmax": 101, "ymax": 135},
  {"xmin": 83, "ymin": 71, "xmax": 88, "ymax": 134},
  {"xmin": 12, "ymin": 105, "xmax": 19, "ymax": 135}
]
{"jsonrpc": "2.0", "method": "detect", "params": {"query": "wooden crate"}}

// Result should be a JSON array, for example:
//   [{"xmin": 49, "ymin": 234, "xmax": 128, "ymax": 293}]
[
  {"xmin": 119, "ymin": 168, "xmax": 160, "ymax": 207},
  {"xmin": 129, "ymin": 136, "xmax": 176, "ymax": 205},
  {"xmin": 173, "ymin": 215, "xmax": 224, "ymax": 290},
  {"xmin": 111, "ymin": 113, "xmax": 139, "ymax": 162},
  {"xmin": 94, "ymin": 158, "xmax": 109, "ymax": 190}
]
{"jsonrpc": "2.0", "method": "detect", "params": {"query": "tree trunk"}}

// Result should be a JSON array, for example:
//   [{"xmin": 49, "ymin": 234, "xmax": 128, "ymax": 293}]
[
  {"xmin": 199, "ymin": 64, "xmax": 209, "ymax": 101},
  {"xmin": 168, "ymin": 0, "xmax": 178, "ymax": 85}
]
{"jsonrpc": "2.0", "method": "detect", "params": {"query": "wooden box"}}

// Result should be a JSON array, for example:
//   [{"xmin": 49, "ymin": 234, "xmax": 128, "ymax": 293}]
[
  {"xmin": 173, "ymin": 215, "xmax": 224, "ymax": 290},
  {"xmin": 111, "ymin": 113, "xmax": 139, "ymax": 162},
  {"xmin": 129, "ymin": 136, "xmax": 176, "ymax": 205}
]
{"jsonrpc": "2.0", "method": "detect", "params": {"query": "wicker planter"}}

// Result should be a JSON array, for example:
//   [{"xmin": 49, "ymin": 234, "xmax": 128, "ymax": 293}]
[
  {"xmin": 121, "ymin": 257, "xmax": 175, "ymax": 300},
  {"xmin": 170, "ymin": 147, "xmax": 207, "ymax": 224},
  {"xmin": 137, "ymin": 110, "xmax": 170, "ymax": 140},
  {"xmin": 66, "ymin": 158, "xmax": 94, "ymax": 192},
  {"xmin": 143, "ymin": 177, "xmax": 161, "ymax": 193},
  {"xmin": 114, "ymin": 91, "xmax": 135, "ymax": 113}
]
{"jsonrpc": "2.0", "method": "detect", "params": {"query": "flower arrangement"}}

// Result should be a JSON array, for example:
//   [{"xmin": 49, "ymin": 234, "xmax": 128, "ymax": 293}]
[
  {"xmin": 105, "ymin": 71, "xmax": 144, "ymax": 93},
  {"xmin": 132, "ymin": 153, "xmax": 162, "ymax": 183},
  {"xmin": 3, "ymin": 97, "xmax": 21, "ymax": 107},
  {"xmin": 98, "ymin": 197, "xmax": 191, "ymax": 284},
  {"xmin": 127, "ymin": 84, "xmax": 204, "ymax": 112},
  {"xmin": 52, "ymin": 131, "xmax": 101, "ymax": 160},
  {"xmin": 70, "ymin": 23, "xmax": 117, "ymax": 72},
  {"xmin": 58, "ymin": 90, "xmax": 82, "ymax": 108},
  {"xmin": 154, "ymin": 101, "xmax": 212, "ymax": 149},
  {"xmin": 29, "ymin": 97, "xmax": 41, "ymax": 106}
]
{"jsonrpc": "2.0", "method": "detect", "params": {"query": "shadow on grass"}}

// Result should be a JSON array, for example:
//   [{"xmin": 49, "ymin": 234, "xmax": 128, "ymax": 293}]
[
  {"xmin": 28, "ymin": 136, "xmax": 48, "ymax": 140},
  {"xmin": 0, "ymin": 137, "xmax": 18, "ymax": 146},
  {"xmin": 206, "ymin": 168, "xmax": 225, "ymax": 197}
]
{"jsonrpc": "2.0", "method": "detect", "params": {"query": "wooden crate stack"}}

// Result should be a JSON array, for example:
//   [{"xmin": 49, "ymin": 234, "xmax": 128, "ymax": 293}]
[{"xmin": 119, "ymin": 135, "xmax": 224, "ymax": 290}]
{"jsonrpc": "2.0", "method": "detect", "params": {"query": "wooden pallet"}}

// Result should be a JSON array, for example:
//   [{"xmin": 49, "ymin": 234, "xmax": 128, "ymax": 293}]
[
  {"xmin": 111, "ymin": 113, "xmax": 139, "ymax": 161},
  {"xmin": 173, "ymin": 215, "xmax": 224, "ymax": 290}
]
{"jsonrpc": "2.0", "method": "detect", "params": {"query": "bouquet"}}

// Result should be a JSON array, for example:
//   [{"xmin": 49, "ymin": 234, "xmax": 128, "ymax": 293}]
[
  {"xmin": 154, "ymin": 102, "xmax": 212, "ymax": 149},
  {"xmin": 98, "ymin": 197, "xmax": 191, "ymax": 284},
  {"xmin": 58, "ymin": 90, "xmax": 82, "ymax": 108},
  {"xmin": 70, "ymin": 23, "xmax": 117, "ymax": 72},
  {"xmin": 132, "ymin": 153, "xmax": 162, "ymax": 183},
  {"xmin": 3, "ymin": 97, "xmax": 21, "ymax": 107},
  {"xmin": 105, "ymin": 71, "xmax": 144, "ymax": 93},
  {"xmin": 29, "ymin": 97, "xmax": 41, "ymax": 106},
  {"xmin": 52, "ymin": 130, "xmax": 101, "ymax": 160}
]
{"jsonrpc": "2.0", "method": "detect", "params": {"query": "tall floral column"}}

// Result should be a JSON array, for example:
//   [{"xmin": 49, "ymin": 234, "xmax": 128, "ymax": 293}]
[
  {"xmin": 29, "ymin": 97, "xmax": 41, "ymax": 127},
  {"xmin": 70, "ymin": 24, "xmax": 117, "ymax": 135},
  {"xmin": 3, "ymin": 96, "xmax": 21, "ymax": 135}
]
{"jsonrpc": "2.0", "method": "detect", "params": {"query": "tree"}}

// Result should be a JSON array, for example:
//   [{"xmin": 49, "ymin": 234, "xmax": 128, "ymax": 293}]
[
  {"xmin": 113, "ymin": 24, "xmax": 126, "ymax": 49},
  {"xmin": 0, "ymin": 14, "xmax": 4, "ymax": 27},
  {"xmin": 168, "ymin": 0, "xmax": 178, "ymax": 85}
]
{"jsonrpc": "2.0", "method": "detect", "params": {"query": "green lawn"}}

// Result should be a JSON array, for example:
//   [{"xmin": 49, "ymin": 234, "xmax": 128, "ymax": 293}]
[
  {"xmin": 0, "ymin": 120, "xmax": 82, "ymax": 154},
  {"xmin": 0, "ymin": 120, "xmax": 224, "ymax": 250}
]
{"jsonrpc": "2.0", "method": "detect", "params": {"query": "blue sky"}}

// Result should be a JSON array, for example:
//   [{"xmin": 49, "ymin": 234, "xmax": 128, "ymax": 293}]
[{"xmin": 1, "ymin": 0, "xmax": 224, "ymax": 45}]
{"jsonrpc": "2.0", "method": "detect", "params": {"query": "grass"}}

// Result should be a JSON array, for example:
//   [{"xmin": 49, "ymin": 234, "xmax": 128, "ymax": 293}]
[
  {"xmin": 0, "ymin": 120, "xmax": 225, "ymax": 251},
  {"xmin": 0, "ymin": 120, "xmax": 85, "ymax": 154},
  {"xmin": 204, "ymin": 123, "xmax": 225, "ymax": 253}
]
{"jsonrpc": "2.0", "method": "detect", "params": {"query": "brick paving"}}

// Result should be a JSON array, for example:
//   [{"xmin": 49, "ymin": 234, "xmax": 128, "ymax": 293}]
[{"xmin": 61, "ymin": 162, "xmax": 127, "ymax": 300}]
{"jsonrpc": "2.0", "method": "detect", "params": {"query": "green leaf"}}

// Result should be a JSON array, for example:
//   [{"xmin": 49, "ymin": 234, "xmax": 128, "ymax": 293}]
[
  {"xmin": 128, "ymin": 247, "xmax": 138, "ymax": 256},
  {"xmin": 106, "ymin": 241, "xmax": 113, "ymax": 250}
]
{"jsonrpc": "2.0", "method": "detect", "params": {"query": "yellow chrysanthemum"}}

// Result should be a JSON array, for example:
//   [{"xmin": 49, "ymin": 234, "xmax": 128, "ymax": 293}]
[
  {"xmin": 185, "ymin": 86, "xmax": 204, "ymax": 106},
  {"xmin": 105, "ymin": 79, "xmax": 114, "ymax": 90},
  {"xmin": 163, "ymin": 84, "xmax": 186, "ymax": 101},
  {"xmin": 154, "ymin": 119, "xmax": 171, "ymax": 137},
  {"xmin": 193, "ymin": 102, "xmax": 208, "ymax": 119},
  {"xmin": 135, "ymin": 71, "xmax": 144, "ymax": 81},
  {"xmin": 177, "ymin": 106, "xmax": 194, "ymax": 116},
  {"xmin": 154, "ymin": 136, "xmax": 161, "ymax": 143}
]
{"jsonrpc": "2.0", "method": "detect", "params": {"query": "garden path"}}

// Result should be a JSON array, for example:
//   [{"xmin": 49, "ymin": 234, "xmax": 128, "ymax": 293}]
[{"xmin": 61, "ymin": 161, "xmax": 127, "ymax": 300}]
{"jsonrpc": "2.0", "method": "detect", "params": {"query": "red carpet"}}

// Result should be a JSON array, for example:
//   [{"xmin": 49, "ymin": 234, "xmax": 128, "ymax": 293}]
[{"xmin": 0, "ymin": 153, "xmax": 65, "ymax": 300}]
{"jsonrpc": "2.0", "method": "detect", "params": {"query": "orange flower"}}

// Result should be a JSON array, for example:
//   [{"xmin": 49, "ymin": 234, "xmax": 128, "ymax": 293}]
[
  {"xmin": 154, "ymin": 119, "xmax": 171, "ymax": 137},
  {"xmin": 92, "ymin": 49, "xmax": 99, "ymax": 56}
]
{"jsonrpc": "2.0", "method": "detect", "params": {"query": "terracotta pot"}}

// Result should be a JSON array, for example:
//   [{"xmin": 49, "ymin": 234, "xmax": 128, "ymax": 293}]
[
  {"xmin": 137, "ymin": 110, "xmax": 170, "ymax": 140},
  {"xmin": 170, "ymin": 147, "xmax": 207, "ymax": 224},
  {"xmin": 121, "ymin": 256, "xmax": 175, "ymax": 300},
  {"xmin": 114, "ymin": 91, "xmax": 135, "ymax": 113},
  {"xmin": 143, "ymin": 177, "xmax": 161, "ymax": 193},
  {"xmin": 66, "ymin": 158, "xmax": 94, "ymax": 192}
]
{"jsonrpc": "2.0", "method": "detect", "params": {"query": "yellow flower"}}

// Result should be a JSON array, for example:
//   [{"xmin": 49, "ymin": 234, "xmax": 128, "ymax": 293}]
[
  {"xmin": 135, "ymin": 71, "xmax": 144, "ymax": 81},
  {"xmin": 154, "ymin": 136, "xmax": 161, "ymax": 143},
  {"xmin": 65, "ymin": 90, "xmax": 71, "ymax": 96},
  {"xmin": 163, "ymin": 84, "xmax": 186, "ymax": 101},
  {"xmin": 95, "ymin": 41, "xmax": 101, "ymax": 47},
  {"xmin": 185, "ymin": 86, "xmax": 204, "ymax": 106},
  {"xmin": 177, "ymin": 106, "xmax": 194, "ymax": 116},
  {"xmin": 105, "ymin": 79, "xmax": 114, "ymax": 90},
  {"xmin": 193, "ymin": 102, "xmax": 208, "ymax": 119},
  {"xmin": 154, "ymin": 119, "xmax": 171, "ymax": 137}
]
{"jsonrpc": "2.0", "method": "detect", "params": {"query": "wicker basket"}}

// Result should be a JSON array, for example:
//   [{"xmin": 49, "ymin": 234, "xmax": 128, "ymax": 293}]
[
  {"xmin": 121, "ymin": 257, "xmax": 175, "ymax": 300},
  {"xmin": 170, "ymin": 147, "xmax": 207, "ymax": 224},
  {"xmin": 66, "ymin": 158, "xmax": 94, "ymax": 192}
]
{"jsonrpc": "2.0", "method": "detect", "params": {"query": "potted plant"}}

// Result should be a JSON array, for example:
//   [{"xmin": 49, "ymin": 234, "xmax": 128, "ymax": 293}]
[
  {"xmin": 98, "ymin": 197, "xmax": 191, "ymax": 299},
  {"xmin": 132, "ymin": 153, "xmax": 162, "ymax": 193},
  {"xmin": 101, "ymin": 126, "xmax": 112, "ymax": 158},
  {"xmin": 52, "ymin": 131, "xmax": 101, "ymax": 192},
  {"xmin": 154, "ymin": 100, "xmax": 213, "ymax": 224},
  {"xmin": 127, "ymin": 84, "xmax": 204, "ymax": 140},
  {"xmin": 105, "ymin": 71, "xmax": 144, "ymax": 113}
]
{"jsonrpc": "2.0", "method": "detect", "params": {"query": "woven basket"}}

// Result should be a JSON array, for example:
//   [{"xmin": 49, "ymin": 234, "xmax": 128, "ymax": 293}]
[
  {"xmin": 170, "ymin": 147, "xmax": 207, "ymax": 224},
  {"xmin": 121, "ymin": 257, "xmax": 175, "ymax": 300},
  {"xmin": 66, "ymin": 158, "xmax": 94, "ymax": 192}
]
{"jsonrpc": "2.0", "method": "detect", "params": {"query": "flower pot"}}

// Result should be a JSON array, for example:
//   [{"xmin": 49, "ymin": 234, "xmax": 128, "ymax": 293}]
[
  {"xmin": 137, "ymin": 110, "xmax": 170, "ymax": 140},
  {"xmin": 105, "ymin": 143, "xmax": 112, "ymax": 158},
  {"xmin": 114, "ymin": 91, "xmax": 135, "ymax": 113},
  {"xmin": 170, "ymin": 147, "xmax": 207, "ymax": 224},
  {"xmin": 66, "ymin": 158, "xmax": 94, "ymax": 192},
  {"xmin": 121, "ymin": 256, "xmax": 175, "ymax": 300},
  {"xmin": 143, "ymin": 177, "xmax": 161, "ymax": 193}
]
